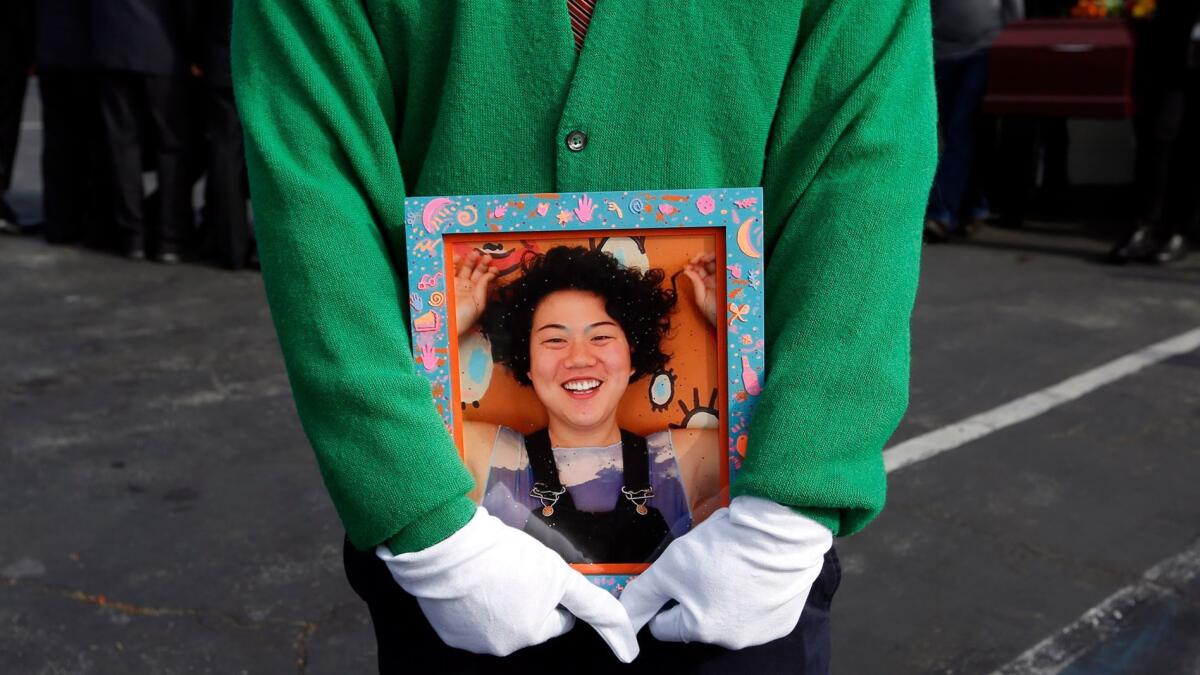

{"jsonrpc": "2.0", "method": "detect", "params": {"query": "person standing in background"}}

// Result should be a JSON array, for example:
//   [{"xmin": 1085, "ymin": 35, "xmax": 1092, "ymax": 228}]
[
  {"xmin": 195, "ymin": 0, "xmax": 253, "ymax": 270},
  {"xmin": 37, "ymin": 0, "xmax": 111, "ymax": 248},
  {"xmin": 0, "ymin": 0, "xmax": 34, "ymax": 234},
  {"xmin": 925, "ymin": 0, "xmax": 1024, "ymax": 242},
  {"xmin": 1110, "ymin": 0, "xmax": 1200, "ymax": 264},
  {"xmin": 91, "ymin": 0, "xmax": 196, "ymax": 262}
]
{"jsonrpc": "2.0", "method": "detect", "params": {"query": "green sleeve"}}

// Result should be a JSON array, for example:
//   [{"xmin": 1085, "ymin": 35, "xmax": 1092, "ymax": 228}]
[
  {"xmin": 730, "ymin": 0, "xmax": 938, "ymax": 537},
  {"xmin": 231, "ymin": 0, "xmax": 475, "ymax": 552}
]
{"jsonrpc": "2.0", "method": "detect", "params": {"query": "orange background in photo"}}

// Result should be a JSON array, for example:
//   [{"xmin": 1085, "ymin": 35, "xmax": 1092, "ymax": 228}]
[{"xmin": 445, "ymin": 230, "xmax": 724, "ymax": 437}]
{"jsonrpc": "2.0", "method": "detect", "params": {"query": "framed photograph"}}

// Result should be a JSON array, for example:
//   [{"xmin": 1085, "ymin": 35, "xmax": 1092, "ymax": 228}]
[{"xmin": 404, "ymin": 188, "xmax": 764, "ymax": 592}]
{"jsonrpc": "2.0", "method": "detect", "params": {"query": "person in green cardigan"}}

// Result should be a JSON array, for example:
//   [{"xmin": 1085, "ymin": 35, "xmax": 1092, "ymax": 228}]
[{"xmin": 232, "ymin": 0, "xmax": 936, "ymax": 671}]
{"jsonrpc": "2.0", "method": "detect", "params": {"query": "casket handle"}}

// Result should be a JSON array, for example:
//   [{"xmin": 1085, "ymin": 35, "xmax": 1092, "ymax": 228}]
[{"xmin": 1051, "ymin": 44, "xmax": 1095, "ymax": 53}]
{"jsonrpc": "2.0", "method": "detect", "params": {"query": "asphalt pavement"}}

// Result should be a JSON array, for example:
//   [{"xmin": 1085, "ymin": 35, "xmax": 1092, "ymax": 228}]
[{"xmin": 3, "ymin": 82, "xmax": 1199, "ymax": 674}]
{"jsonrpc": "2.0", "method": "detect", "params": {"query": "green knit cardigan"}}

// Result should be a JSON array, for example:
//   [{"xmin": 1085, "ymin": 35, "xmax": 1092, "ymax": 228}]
[{"xmin": 231, "ymin": 0, "xmax": 937, "ymax": 553}]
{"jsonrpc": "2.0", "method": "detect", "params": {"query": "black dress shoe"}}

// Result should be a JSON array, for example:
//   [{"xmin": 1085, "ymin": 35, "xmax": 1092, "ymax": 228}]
[
  {"xmin": 1151, "ymin": 234, "xmax": 1186, "ymax": 265},
  {"xmin": 1109, "ymin": 224, "xmax": 1156, "ymax": 264}
]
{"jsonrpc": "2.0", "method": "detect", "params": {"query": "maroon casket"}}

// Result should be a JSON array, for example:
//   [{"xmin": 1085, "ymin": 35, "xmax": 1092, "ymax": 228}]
[{"xmin": 983, "ymin": 19, "xmax": 1135, "ymax": 118}]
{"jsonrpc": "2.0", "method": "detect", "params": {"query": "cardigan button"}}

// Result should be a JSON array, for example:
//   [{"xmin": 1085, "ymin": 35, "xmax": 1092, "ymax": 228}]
[{"xmin": 565, "ymin": 130, "xmax": 588, "ymax": 152}]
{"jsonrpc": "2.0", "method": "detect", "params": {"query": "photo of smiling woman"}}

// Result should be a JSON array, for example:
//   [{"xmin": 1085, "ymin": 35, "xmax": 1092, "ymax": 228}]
[{"xmin": 452, "ymin": 245, "xmax": 721, "ymax": 565}]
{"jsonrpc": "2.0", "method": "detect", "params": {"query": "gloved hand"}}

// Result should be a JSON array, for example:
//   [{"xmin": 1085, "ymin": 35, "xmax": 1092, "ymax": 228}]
[
  {"xmin": 619, "ymin": 495, "xmax": 833, "ymax": 649},
  {"xmin": 376, "ymin": 507, "xmax": 639, "ymax": 661}
]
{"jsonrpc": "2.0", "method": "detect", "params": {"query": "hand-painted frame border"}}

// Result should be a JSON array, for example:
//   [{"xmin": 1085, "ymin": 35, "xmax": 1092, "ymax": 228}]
[{"xmin": 404, "ymin": 188, "xmax": 765, "ymax": 593}]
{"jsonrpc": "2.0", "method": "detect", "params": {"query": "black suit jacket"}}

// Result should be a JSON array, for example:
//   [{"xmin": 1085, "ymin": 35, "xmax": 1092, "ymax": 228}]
[
  {"xmin": 89, "ymin": 0, "xmax": 197, "ymax": 75},
  {"xmin": 199, "ymin": 0, "xmax": 233, "ymax": 87},
  {"xmin": 35, "ymin": 0, "xmax": 91, "ymax": 70},
  {"xmin": 2, "ymin": 0, "xmax": 34, "ymax": 70}
]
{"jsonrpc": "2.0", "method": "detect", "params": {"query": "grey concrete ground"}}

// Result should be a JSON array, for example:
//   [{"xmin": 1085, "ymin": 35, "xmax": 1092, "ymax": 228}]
[{"xmin": 3, "ymin": 84, "xmax": 1200, "ymax": 673}]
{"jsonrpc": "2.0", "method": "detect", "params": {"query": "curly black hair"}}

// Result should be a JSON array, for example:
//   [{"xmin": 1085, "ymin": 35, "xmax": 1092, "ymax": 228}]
[{"xmin": 479, "ymin": 246, "xmax": 676, "ymax": 386}]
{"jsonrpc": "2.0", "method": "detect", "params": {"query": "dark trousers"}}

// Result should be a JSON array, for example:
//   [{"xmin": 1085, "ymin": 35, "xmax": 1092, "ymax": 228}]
[
  {"xmin": 928, "ymin": 50, "xmax": 991, "ymax": 229},
  {"xmin": 40, "ymin": 69, "xmax": 112, "ymax": 245},
  {"xmin": 0, "ymin": 21, "xmax": 31, "ymax": 208},
  {"xmin": 993, "ymin": 117, "xmax": 1070, "ymax": 225},
  {"xmin": 344, "ymin": 538, "xmax": 840, "ymax": 674},
  {"xmin": 203, "ymin": 83, "xmax": 251, "ymax": 269},
  {"xmin": 1134, "ymin": 82, "xmax": 1200, "ymax": 235},
  {"xmin": 98, "ymin": 71, "xmax": 192, "ymax": 252},
  {"xmin": 1132, "ymin": 0, "xmax": 1200, "ymax": 236}
]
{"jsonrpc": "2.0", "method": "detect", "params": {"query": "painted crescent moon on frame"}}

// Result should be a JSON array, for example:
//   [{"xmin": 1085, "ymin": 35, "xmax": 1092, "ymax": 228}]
[{"xmin": 736, "ymin": 216, "xmax": 761, "ymax": 259}]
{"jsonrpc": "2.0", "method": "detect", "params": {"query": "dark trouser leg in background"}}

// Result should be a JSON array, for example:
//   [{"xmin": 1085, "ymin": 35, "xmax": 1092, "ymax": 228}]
[
  {"xmin": 995, "ymin": 116, "xmax": 1035, "ymax": 226},
  {"xmin": 962, "ymin": 112, "xmax": 1000, "ymax": 228},
  {"xmin": 99, "ymin": 71, "xmax": 193, "ymax": 256},
  {"xmin": 1134, "ymin": 83, "xmax": 1185, "ymax": 231},
  {"xmin": 40, "ymin": 69, "xmax": 95, "ymax": 244},
  {"xmin": 143, "ymin": 74, "xmax": 192, "ymax": 255},
  {"xmin": 204, "ymin": 83, "xmax": 250, "ymax": 269},
  {"xmin": 99, "ymin": 71, "xmax": 147, "ymax": 253},
  {"xmin": 927, "ymin": 50, "xmax": 990, "ymax": 231},
  {"xmin": 0, "ymin": 68, "xmax": 26, "ymax": 197},
  {"xmin": 1174, "ymin": 73, "xmax": 1200, "ymax": 237},
  {"xmin": 0, "ymin": 53, "xmax": 28, "ymax": 194},
  {"xmin": 1039, "ymin": 119, "xmax": 1070, "ymax": 206},
  {"xmin": 1126, "ymin": 77, "xmax": 1198, "ymax": 262},
  {"xmin": 1113, "ymin": 0, "xmax": 1200, "ymax": 263},
  {"xmin": 0, "ymin": 9, "xmax": 31, "ymax": 227}
]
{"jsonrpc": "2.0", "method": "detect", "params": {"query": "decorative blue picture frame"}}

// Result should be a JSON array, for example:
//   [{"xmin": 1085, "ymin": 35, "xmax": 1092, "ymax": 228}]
[{"xmin": 404, "ymin": 188, "xmax": 765, "ymax": 592}]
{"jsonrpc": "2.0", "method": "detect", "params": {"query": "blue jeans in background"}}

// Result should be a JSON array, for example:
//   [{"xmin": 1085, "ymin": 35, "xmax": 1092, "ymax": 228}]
[{"xmin": 928, "ymin": 50, "xmax": 991, "ymax": 229}]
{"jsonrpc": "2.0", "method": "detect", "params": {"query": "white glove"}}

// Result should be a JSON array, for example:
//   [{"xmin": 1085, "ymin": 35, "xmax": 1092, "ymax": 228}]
[
  {"xmin": 375, "ymin": 507, "xmax": 639, "ymax": 662},
  {"xmin": 619, "ymin": 495, "xmax": 833, "ymax": 649}
]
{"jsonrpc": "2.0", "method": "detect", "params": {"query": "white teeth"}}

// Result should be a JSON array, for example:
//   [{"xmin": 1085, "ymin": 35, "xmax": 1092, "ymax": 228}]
[{"xmin": 563, "ymin": 379, "xmax": 601, "ymax": 392}]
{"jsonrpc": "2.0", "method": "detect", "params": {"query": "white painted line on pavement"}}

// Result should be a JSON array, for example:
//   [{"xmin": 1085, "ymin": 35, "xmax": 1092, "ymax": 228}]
[
  {"xmin": 885, "ymin": 326, "xmax": 1200, "ymax": 474},
  {"xmin": 990, "ymin": 537, "xmax": 1200, "ymax": 675}
]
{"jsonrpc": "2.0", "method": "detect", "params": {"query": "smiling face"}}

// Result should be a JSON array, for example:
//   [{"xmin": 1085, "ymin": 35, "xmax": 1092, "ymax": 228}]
[{"xmin": 528, "ymin": 290, "xmax": 633, "ymax": 443}]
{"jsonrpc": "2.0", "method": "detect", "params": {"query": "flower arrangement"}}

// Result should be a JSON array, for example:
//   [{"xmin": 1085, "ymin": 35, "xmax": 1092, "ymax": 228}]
[{"xmin": 1070, "ymin": 0, "xmax": 1155, "ymax": 18}]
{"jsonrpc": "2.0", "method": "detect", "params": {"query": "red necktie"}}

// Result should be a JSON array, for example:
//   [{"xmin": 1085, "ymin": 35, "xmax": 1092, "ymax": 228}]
[{"xmin": 567, "ymin": 0, "xmax": 596, "ymax": 51}]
